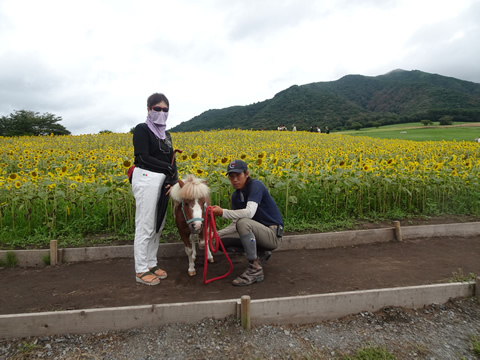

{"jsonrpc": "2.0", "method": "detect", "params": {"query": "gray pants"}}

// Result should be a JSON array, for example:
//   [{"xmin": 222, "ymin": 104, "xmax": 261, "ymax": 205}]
[{"xmin": 217, "ymin": 218, "xmax": 282, "ymax": 251}]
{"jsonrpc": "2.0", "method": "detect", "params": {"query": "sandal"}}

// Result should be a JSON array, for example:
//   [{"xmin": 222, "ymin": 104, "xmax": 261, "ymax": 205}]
[
  {"xmin": 136, "ymin": 271, "xmax": 160, "ymax": 286},
  {"xmin": 149, "ymin": 266, "xmax": 168, "ymax": 280}
]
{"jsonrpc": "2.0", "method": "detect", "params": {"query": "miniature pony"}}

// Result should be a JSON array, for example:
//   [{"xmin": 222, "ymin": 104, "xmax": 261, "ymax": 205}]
[{"xmin": 170, "ymin": 175, "xmax": 214, "ymax": 276}]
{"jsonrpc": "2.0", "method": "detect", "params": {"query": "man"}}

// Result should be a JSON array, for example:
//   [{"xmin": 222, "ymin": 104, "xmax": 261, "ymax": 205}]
[{"xmin": 211, "ymin": 160, "xmax": 284, "ymax": 286}]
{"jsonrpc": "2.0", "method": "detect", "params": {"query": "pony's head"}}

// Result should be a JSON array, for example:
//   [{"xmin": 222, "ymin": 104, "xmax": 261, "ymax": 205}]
[{"xmin": 171, "ymin": 175, "xmax": 210, "ymax": 234}]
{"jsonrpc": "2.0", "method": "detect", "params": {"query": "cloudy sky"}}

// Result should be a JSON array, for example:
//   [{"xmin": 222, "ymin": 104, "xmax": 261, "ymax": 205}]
[{"xmin": 0, "ymin": 0, "xmax": 479, "ymax": 135}]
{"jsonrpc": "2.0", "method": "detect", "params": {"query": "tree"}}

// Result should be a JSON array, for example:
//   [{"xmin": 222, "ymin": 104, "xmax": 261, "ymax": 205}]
[
  {"xmin": 367, "ymin": 120, "xmax": 382, "ymax": 128},
  {"xmin": 352, "ymin": 122, "xmax": 362, "ymax": 130},
  {"xmin": 439, "ymin": 115, "xmax": 453, "ymax": 125},
  {"xmin": 0, "ymin": 110, "xmax": 71, "ymax": 136},
  {"xmin": 420, "ymin": 119, "xmax": 433, "ymax": 126}
]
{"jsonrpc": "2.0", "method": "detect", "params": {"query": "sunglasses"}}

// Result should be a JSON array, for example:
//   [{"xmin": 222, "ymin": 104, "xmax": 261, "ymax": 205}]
[{"xmin": 152, "ymin": 106, "xmax": 169, "ymax": 112}]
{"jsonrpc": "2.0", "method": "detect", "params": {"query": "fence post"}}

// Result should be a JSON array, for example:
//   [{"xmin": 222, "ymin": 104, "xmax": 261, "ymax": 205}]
[
  {"xmin": 50, "ymin": 240, "xmax": 58, "ymax": 266},
  {"xmin": 393, "ymin": 221, "xmax": 402, "ymax": 242},
  {"xmin": 241, "ymin": 295, "xmax": 251, "ymax": 330},
  {"xmin": 476, "ymin": 277, "xmax": 480, "ymax": 301}
]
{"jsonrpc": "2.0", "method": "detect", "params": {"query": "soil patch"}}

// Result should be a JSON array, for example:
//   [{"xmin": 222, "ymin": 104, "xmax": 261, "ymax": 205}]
[{"xmin": 1, "ymin": 233, "xmax": 479, "ymax": 315}]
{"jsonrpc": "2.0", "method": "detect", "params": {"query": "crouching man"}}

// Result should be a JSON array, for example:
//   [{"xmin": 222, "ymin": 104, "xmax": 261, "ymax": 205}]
[{"xmin": 211, "ymin": 160, "xmax": 284, "ymax": 286}]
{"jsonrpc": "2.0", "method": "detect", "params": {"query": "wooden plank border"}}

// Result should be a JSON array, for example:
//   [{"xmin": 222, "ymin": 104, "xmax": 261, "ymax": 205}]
[
  {"xmin": 249, "ymin": 282, "xmax": 475, "ymax": 325},
  {"xmin": 2, "ymin": 222, "xmax": 479, "ymax": 268},
  {"xmin": 0, "ymin": 282, "xmax": 474, "ymax": 339}
]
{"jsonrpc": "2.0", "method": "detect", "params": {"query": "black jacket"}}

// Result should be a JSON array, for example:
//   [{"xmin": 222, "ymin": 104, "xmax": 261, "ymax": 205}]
[{"xmin": 133, "ymin": 123, "xmax": 178, "ymax": 184}]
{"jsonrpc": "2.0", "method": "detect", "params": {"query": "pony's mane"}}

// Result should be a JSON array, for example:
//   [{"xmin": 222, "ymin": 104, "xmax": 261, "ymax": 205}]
[{"xmin": 170, "ymin": 174, "xmax": 210, "ymax": 202}]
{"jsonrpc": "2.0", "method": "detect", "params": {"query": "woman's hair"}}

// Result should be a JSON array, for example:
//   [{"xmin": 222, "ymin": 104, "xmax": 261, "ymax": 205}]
[{"xmin": 147, "ymin": 93, "xmax": 169, "ymax": 110}]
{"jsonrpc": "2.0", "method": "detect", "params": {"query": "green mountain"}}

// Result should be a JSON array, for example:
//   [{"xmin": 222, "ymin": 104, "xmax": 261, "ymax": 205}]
[{"xmin": 169, "ymin": 69, "xmax": 480, "ymax": 132}]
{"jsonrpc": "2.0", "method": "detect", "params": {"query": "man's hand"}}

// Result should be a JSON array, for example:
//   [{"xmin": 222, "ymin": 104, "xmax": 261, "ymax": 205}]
[{"xmin": 211, "ymin": 205, "xmax": 224, "ymax": 217}]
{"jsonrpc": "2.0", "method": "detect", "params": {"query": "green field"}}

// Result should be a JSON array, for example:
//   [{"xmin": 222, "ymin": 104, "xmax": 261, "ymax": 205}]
[{"xmin": 338, "ymin": 122, "xmax": 480, "ymax": 142}]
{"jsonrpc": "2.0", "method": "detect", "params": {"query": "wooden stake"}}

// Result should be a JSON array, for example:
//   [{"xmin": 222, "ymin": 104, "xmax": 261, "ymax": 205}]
[
  {"xmin": 241, "ymin": 295, "xmax": 251, "ymax": 330},
  {"xmin": 50, "ymin": 240, "xmax": 58, "ymax": 266},
  {"xmin": 476, "ymin": 277, "xmax": 480, "ymax": 301},
  {"xmin": 393, "ymin": 221, "xmax": 402, "ymax": 242}
]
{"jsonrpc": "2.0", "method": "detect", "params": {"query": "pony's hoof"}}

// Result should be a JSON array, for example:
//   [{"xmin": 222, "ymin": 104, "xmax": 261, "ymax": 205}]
[
  {"xmin": 208, "ymin": 258, "xmax": 214, "ymax": 263},
  {"xmin": 188, "ymin": 271, "xmax": 196, "ymax": 276}
]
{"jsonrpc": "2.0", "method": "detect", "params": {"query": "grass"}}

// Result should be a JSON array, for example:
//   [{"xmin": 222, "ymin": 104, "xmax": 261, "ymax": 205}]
[
  {"xmin": 449, "ymin": 268, "xmax": 477, "ymax": 283},
  {"xmin": 0, "ymin": 251, "xmax": 18, "ymax": 267},
  {"xmin": 42, "ymin": 254, "xmax": 51, "ymax": 266},
  {"xmin": 471, "ymin": 334, "xmax": 480, "ymax": 357},
  {"xmin": 18, "ymin": 341, "xmax": 41, "ymax": 354},
  {"xmin": 338, "ymin": 122, "xmax": 480, "ymax": 142}
]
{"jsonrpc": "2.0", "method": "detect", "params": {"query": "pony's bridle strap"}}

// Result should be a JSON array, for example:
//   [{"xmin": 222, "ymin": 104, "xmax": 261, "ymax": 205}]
[{"xmin": 181, "ymin": 200, "xmax": 205, "ymax": 224}]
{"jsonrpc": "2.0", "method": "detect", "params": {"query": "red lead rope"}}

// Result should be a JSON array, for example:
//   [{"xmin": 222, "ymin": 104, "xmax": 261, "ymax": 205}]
[{"xmin": 202, "ymin": 206, "xmax": 233, "ymax": 284}]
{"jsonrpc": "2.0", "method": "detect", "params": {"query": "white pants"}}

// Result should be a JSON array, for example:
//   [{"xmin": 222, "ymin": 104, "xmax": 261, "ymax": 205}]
[{"xmin": 132, "ymin": 167, "xmax": 167, "ymax": 274}]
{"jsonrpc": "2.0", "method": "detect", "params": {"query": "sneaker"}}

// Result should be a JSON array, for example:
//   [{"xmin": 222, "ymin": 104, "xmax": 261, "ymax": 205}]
[{"xmin": 260, "ymin": 251, "xmax": 272, "ymax": 265}]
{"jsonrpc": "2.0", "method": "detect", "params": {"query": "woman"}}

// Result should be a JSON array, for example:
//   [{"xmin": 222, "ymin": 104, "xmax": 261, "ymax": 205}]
[{"xmin": 131, "ymin": 93, "xmax": 178, "ymax": 285}]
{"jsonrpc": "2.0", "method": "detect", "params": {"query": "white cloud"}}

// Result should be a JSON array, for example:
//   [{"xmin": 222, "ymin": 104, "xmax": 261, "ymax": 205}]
[{"xmin": 0, "ymin": 0, "xmax": 478, "ymax": 134}]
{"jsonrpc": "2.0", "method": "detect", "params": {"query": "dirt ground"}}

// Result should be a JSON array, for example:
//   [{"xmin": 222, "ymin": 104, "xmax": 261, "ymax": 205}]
[{"xmin": 1, "ymin": 216, "xmax": 480, "ymax": 316}]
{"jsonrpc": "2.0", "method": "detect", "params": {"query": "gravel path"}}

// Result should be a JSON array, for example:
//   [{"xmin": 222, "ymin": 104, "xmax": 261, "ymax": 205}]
[{"xmin": 1, "ymin": 297, "xmax": 479, "ymax": 359}]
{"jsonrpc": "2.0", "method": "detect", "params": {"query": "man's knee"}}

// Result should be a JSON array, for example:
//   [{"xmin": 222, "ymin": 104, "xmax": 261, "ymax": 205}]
[{"xmin": 236, "ymin": 218, "xmax": 254, "ymax": 235}]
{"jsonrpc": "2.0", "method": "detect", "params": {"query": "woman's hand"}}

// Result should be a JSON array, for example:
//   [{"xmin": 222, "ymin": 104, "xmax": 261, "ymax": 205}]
[
  {"xmin": 210, "ymin": 205, "xmax": 223, "ymax": 217},
  {"xmin": 165, "ymin": 184, "xmax": 172, "ymax": 196}
]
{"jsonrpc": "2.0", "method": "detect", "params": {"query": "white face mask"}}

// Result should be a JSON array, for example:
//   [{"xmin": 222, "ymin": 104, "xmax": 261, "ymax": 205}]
[
  {"xmin": 149, "ymin": 110, "xmax": 168, "ymax": 125},
  {"xmin": 145, "ymin": 110, "xmax": 168, "ymax": 140}
]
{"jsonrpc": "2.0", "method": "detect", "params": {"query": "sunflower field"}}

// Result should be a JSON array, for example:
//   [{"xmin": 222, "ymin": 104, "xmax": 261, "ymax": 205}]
[{"xmin": 1, "ymin": 130, "xmax": 479, "ymax": 249}]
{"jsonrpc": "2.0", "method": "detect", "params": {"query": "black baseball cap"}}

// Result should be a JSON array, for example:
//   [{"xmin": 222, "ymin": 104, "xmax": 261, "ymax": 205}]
[{"xmin": 226, "ymin": 160, "xmax": 248, "ymax": 174}]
